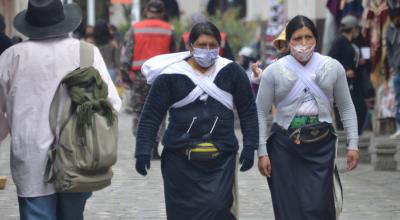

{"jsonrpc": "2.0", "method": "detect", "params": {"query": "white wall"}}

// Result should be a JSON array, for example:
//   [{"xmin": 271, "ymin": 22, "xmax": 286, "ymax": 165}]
[
  {"xmin": 176, "ymin": 0, "xmax": 270, "ymax": 22},
  {"xmin": 109, "ymin": 4, "xmax": 128, "ymax": 27},
  {"xmin": 246, "ymin": 0, "xmax": 270, "ymax": 21},
  {"xmin": 286, "ymin": 0, "xmax": 327, "ymax": 20},
  {"xmin": 176, "ymin": 0, "xmax": 208, "ymax": 21},
  {"xmin": 12, "ymin": 0, "xmax": 27, "ymax": 36}
]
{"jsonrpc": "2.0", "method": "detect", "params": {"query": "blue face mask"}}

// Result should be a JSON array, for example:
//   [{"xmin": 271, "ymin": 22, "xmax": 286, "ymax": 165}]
[{"xmin": 192, "ymin": 47, "xmax": 220, "ymax": 68}]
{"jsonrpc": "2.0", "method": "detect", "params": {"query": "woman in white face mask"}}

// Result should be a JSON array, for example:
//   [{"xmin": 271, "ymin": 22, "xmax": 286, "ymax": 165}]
[
  {"xmin": 135, "ymin": 22, "xmax": 258, "ymax": 220},
  {"xmin": 256, "ymin": 15, "xmax": 359, "ymax": 220}
]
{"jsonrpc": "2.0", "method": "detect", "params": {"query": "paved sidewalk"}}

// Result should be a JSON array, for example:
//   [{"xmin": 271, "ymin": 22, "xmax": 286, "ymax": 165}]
[{"xmin": 1, "ymin": 112, "xmax": 400, "ymax": 219}]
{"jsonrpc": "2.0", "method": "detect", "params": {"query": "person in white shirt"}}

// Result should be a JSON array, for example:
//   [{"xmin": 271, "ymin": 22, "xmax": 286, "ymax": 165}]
[{"xmin": 0, "ymin": 1, "xmax": 121, "ymax": 220}]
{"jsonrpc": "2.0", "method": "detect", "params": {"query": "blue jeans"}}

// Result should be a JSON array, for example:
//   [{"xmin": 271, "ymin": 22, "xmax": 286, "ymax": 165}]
[
  {"xmin": 108, "ymin": 68, "xmax": 116, "ymax": 82},
  {"xmin": 18, "ymin": 192, "xmax": 92, "ymax": 220},
  {"xmin": 394, "ymin": 73, "xmax": 400, "ymax": 125}
]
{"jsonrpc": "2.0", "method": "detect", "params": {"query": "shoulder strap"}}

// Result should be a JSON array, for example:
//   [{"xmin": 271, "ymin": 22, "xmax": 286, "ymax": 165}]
[{"xmin": 80, "ymin": 41, "xmax": 94, "ymax": 68}]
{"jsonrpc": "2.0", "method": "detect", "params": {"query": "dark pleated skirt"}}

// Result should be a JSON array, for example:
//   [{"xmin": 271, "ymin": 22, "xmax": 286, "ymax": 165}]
[
  {"xmin": 267, "ymin": 124, "xmax": 337, "ymax": 220},
  {"xmin": 161, "ymin": 149, "xmax": 237, "ymax": 220}
]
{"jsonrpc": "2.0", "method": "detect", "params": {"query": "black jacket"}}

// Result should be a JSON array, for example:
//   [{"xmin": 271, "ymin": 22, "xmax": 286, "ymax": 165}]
[
  {"xmin": 135, "ymin": 62, "xmax": 258, "ymax": 157},
  {"xmin": 0, "ymin": 33, "xmax": 12, "ymax": 55}
]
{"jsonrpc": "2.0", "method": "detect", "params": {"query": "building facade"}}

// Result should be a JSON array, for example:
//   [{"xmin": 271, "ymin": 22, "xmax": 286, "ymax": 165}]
[{"xmin": 0, "ymin": 0, "xmax": 27, "ymax": 36}]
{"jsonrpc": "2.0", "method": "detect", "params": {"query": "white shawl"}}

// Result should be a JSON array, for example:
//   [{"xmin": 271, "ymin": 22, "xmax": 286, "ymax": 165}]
[
  {"xmin": 277, "ymin": 53, "xmax": 331, "ymax": 110},
  {"xmin": 141, "ymin": 52, "xmax": 234, "ymax": 109}
]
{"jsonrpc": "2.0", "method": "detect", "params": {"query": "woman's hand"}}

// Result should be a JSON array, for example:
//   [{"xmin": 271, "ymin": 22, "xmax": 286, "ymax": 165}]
[
  {"xmin": 258, "ymin": 155, "xmax": 272, "ymax": 177},
  {"xmin": 346, "ymin": 149, "xmax": 359, "ymax": 171},
  {"xmin": 251, "ymin": 62, "xmax": 262, "ymax": 78},
  {"xmin": 345, "ymin": 69, "xmax": 355, "ymax": 78}
]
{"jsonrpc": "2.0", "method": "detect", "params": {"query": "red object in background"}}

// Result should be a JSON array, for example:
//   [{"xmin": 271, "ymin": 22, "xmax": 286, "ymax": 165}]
[{"xmin": 111, "ymin": 0, "xmax": 132, "ymax": 4}]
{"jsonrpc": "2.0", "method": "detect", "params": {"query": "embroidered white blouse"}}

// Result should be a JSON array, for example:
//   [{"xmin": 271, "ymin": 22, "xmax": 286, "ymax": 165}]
[{"xmin": 0, "ymin": 37, "xmax": 121, "ymax": 197}]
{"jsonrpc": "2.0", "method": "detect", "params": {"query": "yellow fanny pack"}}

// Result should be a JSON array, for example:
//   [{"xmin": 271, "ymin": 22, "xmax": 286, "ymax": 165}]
[{"xmin": 188, "ymin": 142, "xmax": 220, "ymax": 161}]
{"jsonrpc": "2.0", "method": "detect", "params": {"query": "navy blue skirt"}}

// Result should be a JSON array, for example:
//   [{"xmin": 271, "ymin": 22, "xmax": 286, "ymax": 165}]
[
  {"xmin": 267, "ymin": 124, "xmax": 337, "ymax": 220},
  {"xmin": 161, "ymin": 149, "xmax": 237, "ymax": 220}
]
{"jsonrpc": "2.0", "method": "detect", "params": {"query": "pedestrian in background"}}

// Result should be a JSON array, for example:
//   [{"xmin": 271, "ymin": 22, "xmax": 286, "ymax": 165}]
[
  {"xmin": 386, "ymin": 3, "xmax": 400, "ymax": 139},
  {"xmin": 120, "ymin": 0, "xmax": 175, "ymax": 159},
  {"xmin": 251, "ymin": 28, "xmax": 289, "ymax": 85},
  {"xmin": 93, "ymin": 19, "xmax": 121, "ymax": 83},
  {"xmin": 257, "ymin": 15, "xmax": 359, "ymax": 220},
  {"xmin": 237, "ymin": 46, "xmax": 257, "ymax": 81},
  {"xmin": 0, "ymin": 13, "xmax": 12, "ymax": 55},
  {"xmin": 0, "ymin": 0, "xmax": 121, "ymax": 219},
  {"xmin": 328, "ymin": 15, "xmax": 361, "ymax": 132},
  {"xmin": 351, "ymin": 23, "xmax": 376, "ymax": 135},
  {"xmin": 135, "ymin": 21, "xmax": 258, "ymax": 220}
]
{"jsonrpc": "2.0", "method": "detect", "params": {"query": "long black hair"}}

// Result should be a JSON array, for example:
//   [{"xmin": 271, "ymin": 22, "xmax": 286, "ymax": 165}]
[
  {"xmin": 285, "ymin": 15, "xmax": 319, "ymax": 44},
  {"xmin": 189, "ymin": 21, "xmax": 221, "ymax": 46},
  {"xmin": 93, "ymin": 19, "xmax": 113, "ymax": 46}
]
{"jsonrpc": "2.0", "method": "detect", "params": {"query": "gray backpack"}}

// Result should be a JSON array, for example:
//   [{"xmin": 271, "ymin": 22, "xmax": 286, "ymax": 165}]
[{"xmin": 46, "ymin": 42, "xmax": 118, "ymax": 192}]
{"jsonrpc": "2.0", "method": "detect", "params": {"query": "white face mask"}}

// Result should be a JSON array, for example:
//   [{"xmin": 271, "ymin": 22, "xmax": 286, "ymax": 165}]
[
  {"xmin": 289, "ymin": 43, "xmax": 315, "ymax": 62},
  {"xmin": 192, "ymin": 47, "xmax": 220, "ymax": 68}
]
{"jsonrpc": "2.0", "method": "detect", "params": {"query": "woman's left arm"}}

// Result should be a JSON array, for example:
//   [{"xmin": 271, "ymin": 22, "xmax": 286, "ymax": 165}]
[
  {"xmin": 232, "ymin": 64, "xmax": 259, "ymax": 171},
  {"xmin": 333, "ymin": 62, "xmax": 358, "ymax": 149},
  {"xmin": 233, "ymin": 64, "xmax": 259, "ymax": 150},
  {"xmin": 332, "ymin": 61, "xmax": 359, "ymax": 170}
]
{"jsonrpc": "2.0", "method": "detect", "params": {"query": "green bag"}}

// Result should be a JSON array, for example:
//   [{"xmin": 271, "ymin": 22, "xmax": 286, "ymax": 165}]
[{"xmin": 46, "ymin": 42, "xmax": 118, "ymax": 192}]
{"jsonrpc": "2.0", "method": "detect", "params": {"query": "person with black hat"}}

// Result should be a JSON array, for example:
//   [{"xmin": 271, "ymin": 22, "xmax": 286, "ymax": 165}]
[
  {"xmin": 0, "ymin": 1, "xmax": 121, "ymax": 219},
  {"xmin": 120, "ymin": 0, "xmax": 175, "ymax": 160},
  {"xmin": 0, "ymin": 13, "xmax": 12, "ymax": 55},
  {"xmin": 386, "ymin": 1, "xmax": 400, "ymax": 139}
]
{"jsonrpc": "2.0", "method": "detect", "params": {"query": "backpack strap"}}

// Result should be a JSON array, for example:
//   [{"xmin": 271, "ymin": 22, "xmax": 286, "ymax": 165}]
[{"xmin": 80, "ymin": 41, "xmax": 94, "ymax": 68}]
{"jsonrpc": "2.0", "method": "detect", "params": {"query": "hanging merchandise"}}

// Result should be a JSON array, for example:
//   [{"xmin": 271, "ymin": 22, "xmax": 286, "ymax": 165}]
[
  {"xmin": 262, "ymin": 0, "xmax": 285, "ymax": 65},
  {"xmin": 362, "ymin": 0, "xmax": 389, "ymax": 79},
  {"xmin": 327, "ymin": 0, "xmax": 364, "ymax": 24}
]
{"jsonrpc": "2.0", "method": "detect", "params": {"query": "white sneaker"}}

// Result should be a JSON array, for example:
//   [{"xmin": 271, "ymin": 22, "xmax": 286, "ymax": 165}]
[{"xmin": 390, "ymin": 130, "xmax": 400, "ymax": 139}]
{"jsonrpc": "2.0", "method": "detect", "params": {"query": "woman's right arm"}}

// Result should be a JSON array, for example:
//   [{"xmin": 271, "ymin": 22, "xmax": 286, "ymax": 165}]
[
  {"xmin": 135, "ymin": 76, "xmax": 171, "ymax": 157},
  {"xmin": 256, "ymin": 67, "xmax": 275, "ymax": 157}
]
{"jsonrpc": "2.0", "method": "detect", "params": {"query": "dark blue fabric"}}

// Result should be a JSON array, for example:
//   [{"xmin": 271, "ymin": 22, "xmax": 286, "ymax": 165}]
[
  {"xmin": 161, "ymin": 149, "xmax": 237, "ymax": 220},
  {"xmin": 266, "ymin": 124, "xmax": 336, "ymax": 220},
  {"xmin": 135, "ymin": 62, "xmax": 258, "ymax": 157},
  {"xmin": 0, "ymin": 33, "xmax": 12, "ymax": 55}
]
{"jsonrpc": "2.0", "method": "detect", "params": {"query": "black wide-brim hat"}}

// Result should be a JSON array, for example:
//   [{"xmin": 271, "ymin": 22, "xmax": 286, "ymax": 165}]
[{"xmin": 13, "ymin": 0, "xmax": 82, "ymax": 39}]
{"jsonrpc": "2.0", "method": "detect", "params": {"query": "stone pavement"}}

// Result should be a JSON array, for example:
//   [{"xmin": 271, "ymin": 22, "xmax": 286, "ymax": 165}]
[{"xmin": 1, "ymin": 112, "xmax": 400, "ymax": 220}]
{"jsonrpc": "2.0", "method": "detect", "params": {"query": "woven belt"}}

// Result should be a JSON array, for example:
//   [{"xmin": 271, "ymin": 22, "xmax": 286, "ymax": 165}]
[{"xmin": 289, "ymin": 115, "xmax": 319, "ymax": 129}]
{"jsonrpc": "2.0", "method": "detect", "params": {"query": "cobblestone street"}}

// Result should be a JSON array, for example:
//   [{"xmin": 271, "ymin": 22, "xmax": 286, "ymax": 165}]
[{"xmin": 1, "ymin": 112, "xmax": 400, "ymax": 220}]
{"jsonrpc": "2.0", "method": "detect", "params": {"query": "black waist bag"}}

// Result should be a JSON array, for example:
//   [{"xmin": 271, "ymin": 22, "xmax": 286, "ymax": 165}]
[
  {"xmin": 288, "ymin": 122, "xmax": 334, "ymax": 144},
  {"xmin": 187, "ymin": 142, "xmax": 220, "ymax": 161}
]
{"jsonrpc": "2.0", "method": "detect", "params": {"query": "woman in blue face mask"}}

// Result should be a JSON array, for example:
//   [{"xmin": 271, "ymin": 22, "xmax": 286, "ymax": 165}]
[{"xmin": 134, "ymin": 21, "xmax": 259, "ymax": 220}]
